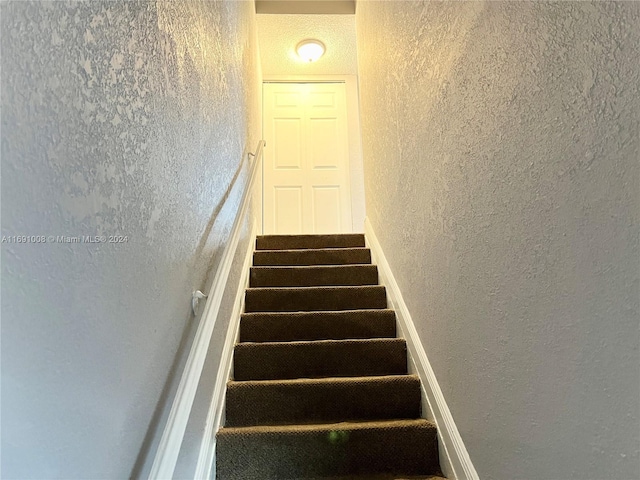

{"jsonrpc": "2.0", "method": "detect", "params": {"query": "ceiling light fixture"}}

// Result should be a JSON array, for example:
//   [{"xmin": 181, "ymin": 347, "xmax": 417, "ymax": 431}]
[{"xmin": 296, "ymin": 39, "xmax": 325, "ymax": 62}]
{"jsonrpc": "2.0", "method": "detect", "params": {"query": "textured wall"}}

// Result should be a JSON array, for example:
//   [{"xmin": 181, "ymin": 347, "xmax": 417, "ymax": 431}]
[
  {"xmin": 1, "ymin": 1, "xmax": 260, "ymax": 478},
  {"xmin": 356, "ymin": 1, "xmax": 639, "ymax": 479}
]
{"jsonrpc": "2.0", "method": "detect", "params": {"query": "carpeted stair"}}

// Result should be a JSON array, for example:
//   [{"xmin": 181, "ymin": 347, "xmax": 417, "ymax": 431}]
[{"xmin": 216, "ymin": 234, "xmax": 446, "ymax": 480}]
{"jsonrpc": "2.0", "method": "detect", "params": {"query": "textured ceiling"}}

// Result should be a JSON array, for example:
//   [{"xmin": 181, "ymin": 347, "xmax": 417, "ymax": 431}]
[
  {"xmin": 256, "ymin": 1, "xmax": 356, "ymax": 15},
  {"xmin": 256, "ymin": 14, "xmax": 357, "ymax": 75}
]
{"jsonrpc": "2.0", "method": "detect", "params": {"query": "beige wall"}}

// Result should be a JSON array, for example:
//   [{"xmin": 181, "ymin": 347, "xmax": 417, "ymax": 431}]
[
  {"xmin": 356, "ymin": 1, "xmax": 639, "ymax": 479},
  {"xmin": 1, "ymin": 1, "xmax": 260, "ymax": 478}
]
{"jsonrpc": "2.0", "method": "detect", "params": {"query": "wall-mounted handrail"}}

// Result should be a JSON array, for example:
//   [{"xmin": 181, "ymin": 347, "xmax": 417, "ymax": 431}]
[{"xmin": 148, "ymin": 139, "xmax": 266, "ymax": 480}]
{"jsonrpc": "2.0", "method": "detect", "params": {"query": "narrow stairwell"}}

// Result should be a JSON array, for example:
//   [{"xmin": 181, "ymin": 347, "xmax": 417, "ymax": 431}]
[{"xmin": 216, "ymin": 234, "xmax": 446, "ymax": 480}]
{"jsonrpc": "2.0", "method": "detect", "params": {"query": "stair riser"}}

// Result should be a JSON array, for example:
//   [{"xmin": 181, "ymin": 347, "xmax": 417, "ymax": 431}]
[
  {"xmin": 216, "ymin": 423, "xmax": 439, "ymax": 479},
  {"xmin": 225, "ymin": 376, "xmax": 421, "ymax": 427},
  {"xmin": 256, "ymin": 234, "xmax": 366, "ymax": 250},
  {"xmin": 253, "ymin": 248, "xmax": 371, "ymax": 266},
  {"xmin": 250, "ymin": 265, "xmax": 379, "ymax": 287},
  {"xmin": 233, "ymin": 340, "xmax": 407, "ymax": 381},
  {"xmin": 239, "ymin": 310, "xmax": 396, "ymax": 342},
  {"xmin": 245, "ymin": 286, "xmax": 387, "ymax": 313}
]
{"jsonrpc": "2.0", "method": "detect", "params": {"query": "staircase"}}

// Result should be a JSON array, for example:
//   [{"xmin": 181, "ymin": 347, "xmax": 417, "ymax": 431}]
[{"xmin": 216, "ymin": 234, "xmax": 445, "ymax": 480}]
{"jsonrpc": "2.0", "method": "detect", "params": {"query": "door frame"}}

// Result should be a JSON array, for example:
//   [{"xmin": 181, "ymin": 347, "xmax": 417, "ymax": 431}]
[{"xmin": 262, "ymin": 75, "xmax": 366, "ymax": 234}]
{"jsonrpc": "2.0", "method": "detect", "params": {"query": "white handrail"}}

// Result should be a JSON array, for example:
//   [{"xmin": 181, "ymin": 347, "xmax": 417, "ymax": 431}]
[{"xmin": 148, "ymin": 139, "xmax": 266, "ymax": 480}]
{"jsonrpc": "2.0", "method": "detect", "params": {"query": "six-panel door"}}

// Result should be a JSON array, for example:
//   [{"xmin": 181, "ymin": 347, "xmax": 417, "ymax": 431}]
[{"xmin": 263, "ymin": 82, "xmax": 353, "ymax": 234}]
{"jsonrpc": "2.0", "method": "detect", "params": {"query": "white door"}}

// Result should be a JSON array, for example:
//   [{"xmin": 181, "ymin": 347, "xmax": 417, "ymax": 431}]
[{"xmin": 263, "ymin": 82, "xmax": 352, "ymax": 234}]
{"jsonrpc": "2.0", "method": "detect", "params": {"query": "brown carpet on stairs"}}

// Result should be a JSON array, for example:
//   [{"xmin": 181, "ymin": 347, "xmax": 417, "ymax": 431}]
[
  {"xmin": 315, "ymin": 476, "xmax": 447, "ymax": 480},
  {"xmin": 253, "ymin": 247, "xmax": 372, "ymax": 266},
  {"xmin": 245, "ymin": 285, "xmax": 388, "ymax": 313},
  {"xmin": 216, "ymin": 234, "xmax": 444, "ymax": 480},
  {"xmin": 256, "ymin": 233, "xmax": 366, "ymax": 250},
  {"xmin": 239, "ymin": 309, "xmax": 397, "ymax": 342},
  {"xmin": 225, "ymin": 374, "xmax": 422, "ymax": 427},
  {"xmin": 233, "ymin": 338, "xmax": 408, "ymax": 381},
  {"xmin": 250, "ymin": 264, "xmax": 379, "ymax": 287}
]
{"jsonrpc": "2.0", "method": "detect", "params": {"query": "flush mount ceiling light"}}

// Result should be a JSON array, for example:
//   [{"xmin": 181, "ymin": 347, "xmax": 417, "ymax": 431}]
[{"xmin": 296, "ymin": 39, "xmax": 325, "ymax": 62}]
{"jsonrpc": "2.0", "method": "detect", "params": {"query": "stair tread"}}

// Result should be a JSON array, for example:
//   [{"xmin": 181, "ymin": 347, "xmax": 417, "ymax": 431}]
[
  {"xmin": 257, "ymin": 247, "xmax": 370, "ymax": 254},
  {"xmin": 245, "ymin": 285, "xmax": 387, "ymax": 313},
  {"xmin": 250, "ymin": 264, "xmax": 378, "ymax": 287},
  {"xmin": 241, "ymin": 308, "xmax": 396, "ymax": 317},
  {"xmin": 257, "ymin": 234, "xmax": 365, "ymax": 250},
  {"xmin": 218, "ymin": 418, "xmax": 435, "ymax": 435},
  {"xmin": 228, "ymin": 373, "xmax": 419, "ymax": 387},
  {"xmin": 237, "ymin": 337, "xmax": 404, "ymax": 347},
  {"xmin": 216, "ymin": 418, "xmax": 439, "ymax": 478},
  {"xmin": 233, "ymin": 338, "xmax": 407, "ymax": 381},
  {"xmin": 240, "ymin": 309, "xmax": 397, "ymax": 342},
  {"xmin": 315, "ymin": 476, "xmax": 446, "ymax": 480},
  {"xmin": 225, "ymin": 374, "xmax": 422, "ymax": 427},
  {"xmin": 246, "ymin": 285, "xmax": 384, "ymax": 292},
  {"xmin": 254, "ymin": 248, "xmax": 371, "ymax": 266},
  {"xmin": 251, "ymin": 264, "xmax": 373, "ymax": 269}
]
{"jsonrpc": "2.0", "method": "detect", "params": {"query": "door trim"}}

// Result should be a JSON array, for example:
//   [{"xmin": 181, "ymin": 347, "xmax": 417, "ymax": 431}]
[{"xmin": 262, "ymin": 75, "xmax": 365, "ymax": 233}]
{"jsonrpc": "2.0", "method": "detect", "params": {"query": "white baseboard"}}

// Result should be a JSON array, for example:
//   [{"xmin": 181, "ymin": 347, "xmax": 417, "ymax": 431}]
[
  {"xmin": 364, "ymin": 218, "xmax": 479, "ymax": 480},
  {"xmin": 193, "ymin": 220, "xmax": 256, "ymax": 480}
]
